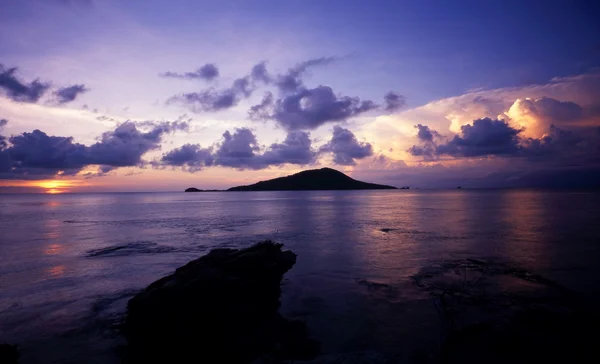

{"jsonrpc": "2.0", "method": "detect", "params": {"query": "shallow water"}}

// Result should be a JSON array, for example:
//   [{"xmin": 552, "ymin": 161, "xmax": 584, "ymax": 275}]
[{"xmin": 1, "ymin": 190, "xmax": 599, "ymax": 362}]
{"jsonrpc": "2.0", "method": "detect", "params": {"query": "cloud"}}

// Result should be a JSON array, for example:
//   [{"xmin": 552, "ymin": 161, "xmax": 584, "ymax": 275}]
[
  {"xmin": 249, "ymin": 85, "xmax": 378, "ymax": 131},
  {"xmin": 156, "ymin": 128, "xmax": 317, "ymax": 171},
  {"xmin": 408, "ymin": 117, "xmax": 600, "ymax": 168},
  {"xmin": 435, "ymin": 118, "xmax": 522, "ymax": 157},
  {"xmin": 54, "ymin": 84, "xmax": 89, "ymax": 104},
  {"xmin": 274, "ymin": 57, "xmax": 335, "ymax": 93},
  {"xmin": 320, "ymin": 126, "xmax": 373, "ymax": 165},
  {"xmin": 158, "ymin": 143, "xmax": 214, "ymax": 172},
  {"xmin": 384, "ymin": 92, "xmax": 405, "ymax": 112},
  {"xmin": 212, "ymin": 128, "xmax": 260, "ymax": 168},
  {"xmin": 415, "ymin": 123, "xmax": 440, "ymax": 142},
  {"xmin": 250, "ymin": 62, "xmax": 271, "ymax": 84},
  {"xmin": 260, "ymin": 130, "xmax": 316, "ymax": 166},
  {"xmin": 0, "ymin": 64, "xmax": 51, "ymax": 103},
  {"xmin": 1, "ymin": 120, "xmax": 188, "ymax": 179},
  {"xmin": 504, "ymin": 97, "xmax": 587, "ymax": 138},
  {"xmin": 167, "ymin": 76, "xmax": 252, "ymax": 112},
  {"xmin": 161, "ymin": 63, "xmax": 219, "ymax": 81},
  {"xmin": 406, "ymin": 144, "xmax": 437, "ymax": 160},
  {"xmin": 166, "ymin": 61, "xmax": 274, "ymax": 113}
]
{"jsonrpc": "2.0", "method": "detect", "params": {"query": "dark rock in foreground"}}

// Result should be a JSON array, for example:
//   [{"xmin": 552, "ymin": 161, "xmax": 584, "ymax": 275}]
[
  {"xmin": 123, "ymin": 241, "xmax": 319, "ymax": 363},
  {"xmin": 0, "ymin": 344, "xmax": 19, "ymax": 364},
  {"xmin": 228, "ymin": 168, "xmax": 397, "ymax": 191}
]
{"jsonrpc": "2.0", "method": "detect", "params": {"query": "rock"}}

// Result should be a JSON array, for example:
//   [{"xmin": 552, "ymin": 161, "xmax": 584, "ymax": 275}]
[
  {"xmin": 123, "ymin": 241, "xmax": 319, "ymax": 363},
  {"xmin": 0, "ymin": 344, "xmax": 19, "ymax": 364}
]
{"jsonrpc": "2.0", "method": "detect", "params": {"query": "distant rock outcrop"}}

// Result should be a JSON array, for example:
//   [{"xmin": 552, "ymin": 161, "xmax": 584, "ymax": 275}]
[
  {"xmin": 123, "ymin": 241, "xmax": 319, "ymax": 363},
  {"xmin": 184, "ymin": 187, "xmax": 202, "ymax": 192},
  {"xmin": 228, "ymin": 168, "xmax": 397, "ymax": 191}
]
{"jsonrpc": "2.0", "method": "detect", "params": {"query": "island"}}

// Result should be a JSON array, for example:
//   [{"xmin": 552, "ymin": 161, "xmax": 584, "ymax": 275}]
[
  {"xmin": 227, "ymin": 167, "xmax": 397, "ymax": 191},
  {"xmin": 184, "ymin": 188, "xmax": 222, "ymax": 192}
]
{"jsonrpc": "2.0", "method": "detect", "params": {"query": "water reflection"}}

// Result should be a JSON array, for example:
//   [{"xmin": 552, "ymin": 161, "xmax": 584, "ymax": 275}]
[
  {"xmin": 44, "ymin": 244, "xmax": 64, "ymax": 255},
  {"xmin": 500, "ymin": 190, "xmax": 550, "ymax": 271},
  {"xmin": 48, "ymin": 265, "xmax": 66, "ymax": 278}
]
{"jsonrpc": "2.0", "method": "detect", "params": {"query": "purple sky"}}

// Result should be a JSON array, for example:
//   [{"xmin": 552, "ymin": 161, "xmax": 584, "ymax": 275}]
[{"xmin": 1, "ymin": 0, "xmax": 600, "ymax": 192}]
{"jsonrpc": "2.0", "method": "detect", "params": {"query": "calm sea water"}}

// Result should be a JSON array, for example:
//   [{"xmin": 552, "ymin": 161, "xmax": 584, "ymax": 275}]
[{"xmin": 1, "ymin": 190, "xmax": 600, "ymax": 363}]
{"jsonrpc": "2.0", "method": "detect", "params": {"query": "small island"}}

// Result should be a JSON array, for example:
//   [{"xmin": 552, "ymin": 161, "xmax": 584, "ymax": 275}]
[
  {"xmin": 229, "ymin": 168, "xmax": 396, "ymax": 191},
  {"xmin": 185, "ymin": 168, "xmax": 398, "ymax": 192}
]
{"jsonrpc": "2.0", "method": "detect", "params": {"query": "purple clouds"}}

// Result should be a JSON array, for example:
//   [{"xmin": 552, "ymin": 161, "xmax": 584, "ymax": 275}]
[
  {"xmin": 0, "ymin": 120, "xmax": 189, "ymax": 179},
  {"xmin": 55, "ymin": 84, "xmax": 89, "ymax": 104},
  {"xmin": 249, "ymin": 86, "xmax": 378, "ymax": 131},
  {"xmin": 155, "ymin": 128, "xmax": 316, "ymax": 171},
  {"xmin": 1, "ymin": 64, "xmax": 89, "ymax": 104},
  {"xmin": 320, "ymin": 126, "xmax": 373, "ymax": 165},
  {"xmin": 166, "ymin": 58, "xmax": 402, "ymax": 131},
  {"xmin": 0, "ymin": 64, "xmax": 50, "ymax": 103},
  {"xmin": 384, "ymin": 92, "xmax": 405, "ymax": 112},
  {"xmin": 161, "ymin": 63, "xmax": 220, "ymax": 81}
]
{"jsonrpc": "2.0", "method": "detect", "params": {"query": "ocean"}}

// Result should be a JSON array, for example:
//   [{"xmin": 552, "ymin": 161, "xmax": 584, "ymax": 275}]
[{"xmin": 1, "ymin": 190, "xmax": 599, "ymax": 363}]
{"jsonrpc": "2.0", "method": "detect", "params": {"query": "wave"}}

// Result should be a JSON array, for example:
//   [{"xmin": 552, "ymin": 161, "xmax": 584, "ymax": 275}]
[{"xmin": 85, "ymin": 241, "xmax": 178, "ymax": 258}]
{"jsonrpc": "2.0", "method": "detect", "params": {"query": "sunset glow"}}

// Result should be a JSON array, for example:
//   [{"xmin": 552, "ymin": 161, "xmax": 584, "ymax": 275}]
[
  {"xmin": 0, "ymin": 0, "xmax": 599, "ymax": 191},
  {"xmin": 0, "ymin": 179, "xmax": 84, "ymax": 193}
]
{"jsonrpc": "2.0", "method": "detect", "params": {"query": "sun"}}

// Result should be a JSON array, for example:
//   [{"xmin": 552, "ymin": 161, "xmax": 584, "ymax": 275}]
[
  {"xmin": 36, "ymin": 180, "xmax": 77, "ymax": 194},
  {"xmin": 0, "ymin": 178, "xmax": 86, "ymax": 193}
]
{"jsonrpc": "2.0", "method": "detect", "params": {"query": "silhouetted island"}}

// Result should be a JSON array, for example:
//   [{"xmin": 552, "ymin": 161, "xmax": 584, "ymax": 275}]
[
  {"xmin": 184, "ymin": 187, "xmax": 222, "ymax": 192},
  {"xmin": 226, "ymin": 168, "xmax": 397, "ymax": 191}
]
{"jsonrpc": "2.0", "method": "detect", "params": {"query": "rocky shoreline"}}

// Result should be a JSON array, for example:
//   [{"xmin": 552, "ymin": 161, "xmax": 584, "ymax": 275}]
[{"xmin": 123, "ymin": 241, "xmax": 319, "ymax": 363}]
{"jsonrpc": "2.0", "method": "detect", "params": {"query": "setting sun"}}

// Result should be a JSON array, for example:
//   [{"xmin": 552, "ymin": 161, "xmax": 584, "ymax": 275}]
[{"xmin": 0, "ymin": 179, "xmax": 84, "ymax": 194}]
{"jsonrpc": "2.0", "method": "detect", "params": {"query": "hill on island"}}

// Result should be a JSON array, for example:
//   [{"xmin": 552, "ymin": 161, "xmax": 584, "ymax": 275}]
[{"xmin": 226, "ymin": 168, "xmax": 397, "ymax": 191}]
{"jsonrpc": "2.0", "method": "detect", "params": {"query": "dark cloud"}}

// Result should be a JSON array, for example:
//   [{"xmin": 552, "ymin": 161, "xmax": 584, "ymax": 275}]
[
  {"xmin": 8, "ymin": 130, "xmax": 90, "ymax": 176},
  {"xmin": 249, "ymin": 92, "xmax": 274, "ymax": 120},
  {"xmin": 275, "ymin": 57, "xmax": 335, "ymax": 93},
  {"xmin": 409, "ymin": 117, "xmax": 600, "ymax": 170},
  {"xmin": 250, "ymin": 62, "xmax": 271, "ymax": 84},
  {"xmin": 250, "ymin": 86, "xmax": 378, "ymax": 131},
  {"xmin": 86, "ymin": 121, "xmax": 188, "ymax": 167},
  {"xmin": 0, "ymin": 120, "xmax": 188, "ymax": 179},
  {"xmin": 168, "ymin": 76, "xmax": 253, "ymax": 112},
  {"xmin": 260, "ymin": 130, "xmax": 316, "ymax": 166},
  {"xmin": 436, "ymin": 118, "xmax": 522, "ymax": 157},
  {"xmin": 415, "ymin": 124, "xmax": 440, "ymax": 142},
  {"xmin": 158, "ymin": 143, "xmax": 214, "ymax": 172},
  {"xmin": 0, "ymin": 64, "xmax": 50, "ymax": 103},
  {"xmin": 156, "ymin": 128, "xmax": 316, "ymax": 171},
  {"xmin": 166, "ymin": 61, "xmax": 274, "ymax": 113},
  {"xmin": 212, "ymin": 128, "xmax": 260, "ymax": 168},
  {"xmin": 320, "ymin": 126, "xmax": 373, "ymax": 165},
  {"xmin": 407, "ymin": 144, "xmax": 437, "ymax": 160},
  {"xmin": 384, "ymin": 92, "xmax": 405, "ymax": 112},
  {"xmin": 55, "ymin": 84, "xmax": 89, "ymax": 104},
  {"xmin": 161, "ymin": 63, "xmax": 219, "ymax": 81}
]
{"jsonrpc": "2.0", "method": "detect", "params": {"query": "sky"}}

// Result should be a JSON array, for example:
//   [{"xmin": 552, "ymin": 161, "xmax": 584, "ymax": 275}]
[{"xmin": 1, "ymin": 0, "xmax": 599, "ymax": 193}]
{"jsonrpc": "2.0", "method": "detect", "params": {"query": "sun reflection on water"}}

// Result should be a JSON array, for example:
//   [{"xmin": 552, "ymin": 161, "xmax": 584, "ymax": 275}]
[{"xmin": 47, "ymin": 265, "xmax": 66, "ymax": 278}]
